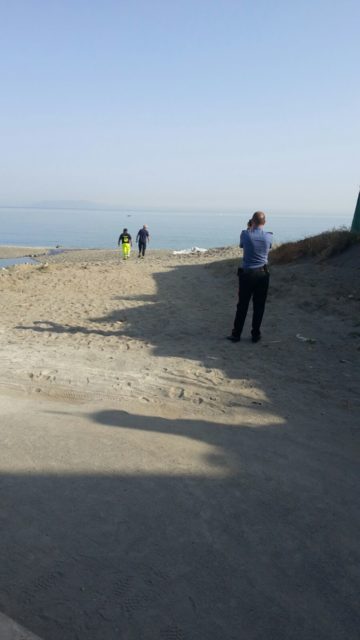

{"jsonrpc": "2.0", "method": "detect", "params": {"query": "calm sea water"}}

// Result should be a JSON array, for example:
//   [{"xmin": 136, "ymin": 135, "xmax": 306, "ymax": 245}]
[{"xmin": 0, "ymin": 208, "xmax": 351, "ymax": 250}]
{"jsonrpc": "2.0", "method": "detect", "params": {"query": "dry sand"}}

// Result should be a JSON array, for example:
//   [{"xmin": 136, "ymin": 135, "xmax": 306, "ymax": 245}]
[{"xmin": 0, "ymin": 244, "xmax": 359, "ymax": 639}]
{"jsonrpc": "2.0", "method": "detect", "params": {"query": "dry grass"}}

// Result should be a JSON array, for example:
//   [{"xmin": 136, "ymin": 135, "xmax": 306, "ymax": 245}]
[{"xmin": 270, "ymin": 228, "xmax": 360, "ymax": 265}]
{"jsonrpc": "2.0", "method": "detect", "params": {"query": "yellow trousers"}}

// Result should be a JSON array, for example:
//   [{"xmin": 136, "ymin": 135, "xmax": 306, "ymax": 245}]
[{"xmin": 122, "ymin": 243, "xmax": 131, "ymax": 259}]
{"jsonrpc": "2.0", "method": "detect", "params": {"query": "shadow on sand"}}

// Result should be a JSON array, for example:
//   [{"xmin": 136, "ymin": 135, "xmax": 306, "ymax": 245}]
[{"xmin": 0, "ymin": 406, "xmax": 359, "ymax": 640}]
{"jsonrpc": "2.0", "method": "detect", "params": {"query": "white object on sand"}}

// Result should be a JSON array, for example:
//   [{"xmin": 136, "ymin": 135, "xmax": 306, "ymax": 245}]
[{"xmin": 173, "ymin": 247, "xmax": 207, "ymax": 255}]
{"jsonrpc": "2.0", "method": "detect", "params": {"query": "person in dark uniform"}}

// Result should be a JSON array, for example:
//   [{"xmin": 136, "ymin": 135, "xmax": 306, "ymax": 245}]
[
  {"xmin": 136, "ymin": 224, "xmax": 150, "ymax": 258},
  {"xmin": 118, "ymin": 228, "xmax": 132, "ymax": 260},
  {"xmin": 227, "ymin": 211, "xmax": 273, "ymax": 343}
]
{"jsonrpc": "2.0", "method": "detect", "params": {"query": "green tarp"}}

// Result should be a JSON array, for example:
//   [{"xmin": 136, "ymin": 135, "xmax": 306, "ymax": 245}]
[{"xmin": 351, "ymin": 191, "xmax": 360, "ymax": 233}]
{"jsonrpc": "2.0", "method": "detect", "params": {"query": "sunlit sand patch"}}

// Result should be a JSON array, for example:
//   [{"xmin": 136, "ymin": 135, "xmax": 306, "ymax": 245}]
[{"xmin": 0, "ymin": 394, "xmax": 284, "ymax": 478}]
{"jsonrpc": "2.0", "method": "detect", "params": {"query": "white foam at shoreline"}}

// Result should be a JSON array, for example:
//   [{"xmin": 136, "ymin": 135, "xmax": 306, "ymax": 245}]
[{"xmin": 172, "ymin": 247, "xmax": 207, "ymax": 255}]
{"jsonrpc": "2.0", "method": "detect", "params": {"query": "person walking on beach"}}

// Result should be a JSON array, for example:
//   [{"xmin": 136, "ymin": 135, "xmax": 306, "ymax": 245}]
[
  {"xmin": 136, "ymin": 224, "xmax": 150, "ymax": 258},
  {"xmin": 118, "ymin": 228, "xmax": 132, "ymax": 260},
  {"xmin": 227, "ymin": 211, "xmax": 273, "ymax": 343}
]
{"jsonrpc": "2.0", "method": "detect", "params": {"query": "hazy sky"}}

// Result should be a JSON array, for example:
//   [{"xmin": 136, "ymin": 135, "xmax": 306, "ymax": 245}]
[{"xmin": 1, "ymin": 0, "xmax": 359, "ymax": 212}]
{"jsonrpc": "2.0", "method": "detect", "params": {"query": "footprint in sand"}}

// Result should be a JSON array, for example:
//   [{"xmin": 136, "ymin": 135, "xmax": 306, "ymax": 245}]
[{"xmin": 160, "ymin": 625, "xmax": 186, "ymax": 640}]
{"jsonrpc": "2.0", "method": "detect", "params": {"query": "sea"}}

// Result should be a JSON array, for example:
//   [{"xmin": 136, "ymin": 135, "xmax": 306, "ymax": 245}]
[{"xmin": 0, "ymin": 207, "xmax": 351, "ymax": 251}]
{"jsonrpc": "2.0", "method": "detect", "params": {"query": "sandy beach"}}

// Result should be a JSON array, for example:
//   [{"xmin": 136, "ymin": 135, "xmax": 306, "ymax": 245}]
[{"xmin": 0, "ymin": 244, "xmax": 359, "ymax": 639}]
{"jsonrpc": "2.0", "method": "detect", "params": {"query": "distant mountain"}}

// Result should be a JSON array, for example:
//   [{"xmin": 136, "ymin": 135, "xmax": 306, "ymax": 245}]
[{"xmin": 32, "ymin": 200, "xmax": 122, "ymax": 211}]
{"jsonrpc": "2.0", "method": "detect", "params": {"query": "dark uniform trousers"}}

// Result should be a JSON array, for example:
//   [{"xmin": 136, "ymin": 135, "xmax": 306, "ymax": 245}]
[
  {"xmin": 138, "ymin": 241, "xmax": 147, "ymax": 256},
  {"xmin": 232, "ymin": 268, "xmax": 270, "ymax": 338}
]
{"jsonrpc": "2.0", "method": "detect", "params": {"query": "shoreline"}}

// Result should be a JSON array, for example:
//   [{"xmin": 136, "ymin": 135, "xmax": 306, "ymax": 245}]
[
  {"xmin": 0, "ymin": 244, "xmax": 241, "ymax": 264},
  {"xmin": 0, "ymin": 245, "xmax": 51, "ymax": 259}
]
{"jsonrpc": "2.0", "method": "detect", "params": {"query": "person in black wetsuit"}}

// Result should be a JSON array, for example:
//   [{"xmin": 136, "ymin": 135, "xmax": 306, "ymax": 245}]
[{"xmin": 136, "ymin": 225, "xmax": 150, "ymax": 258}]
